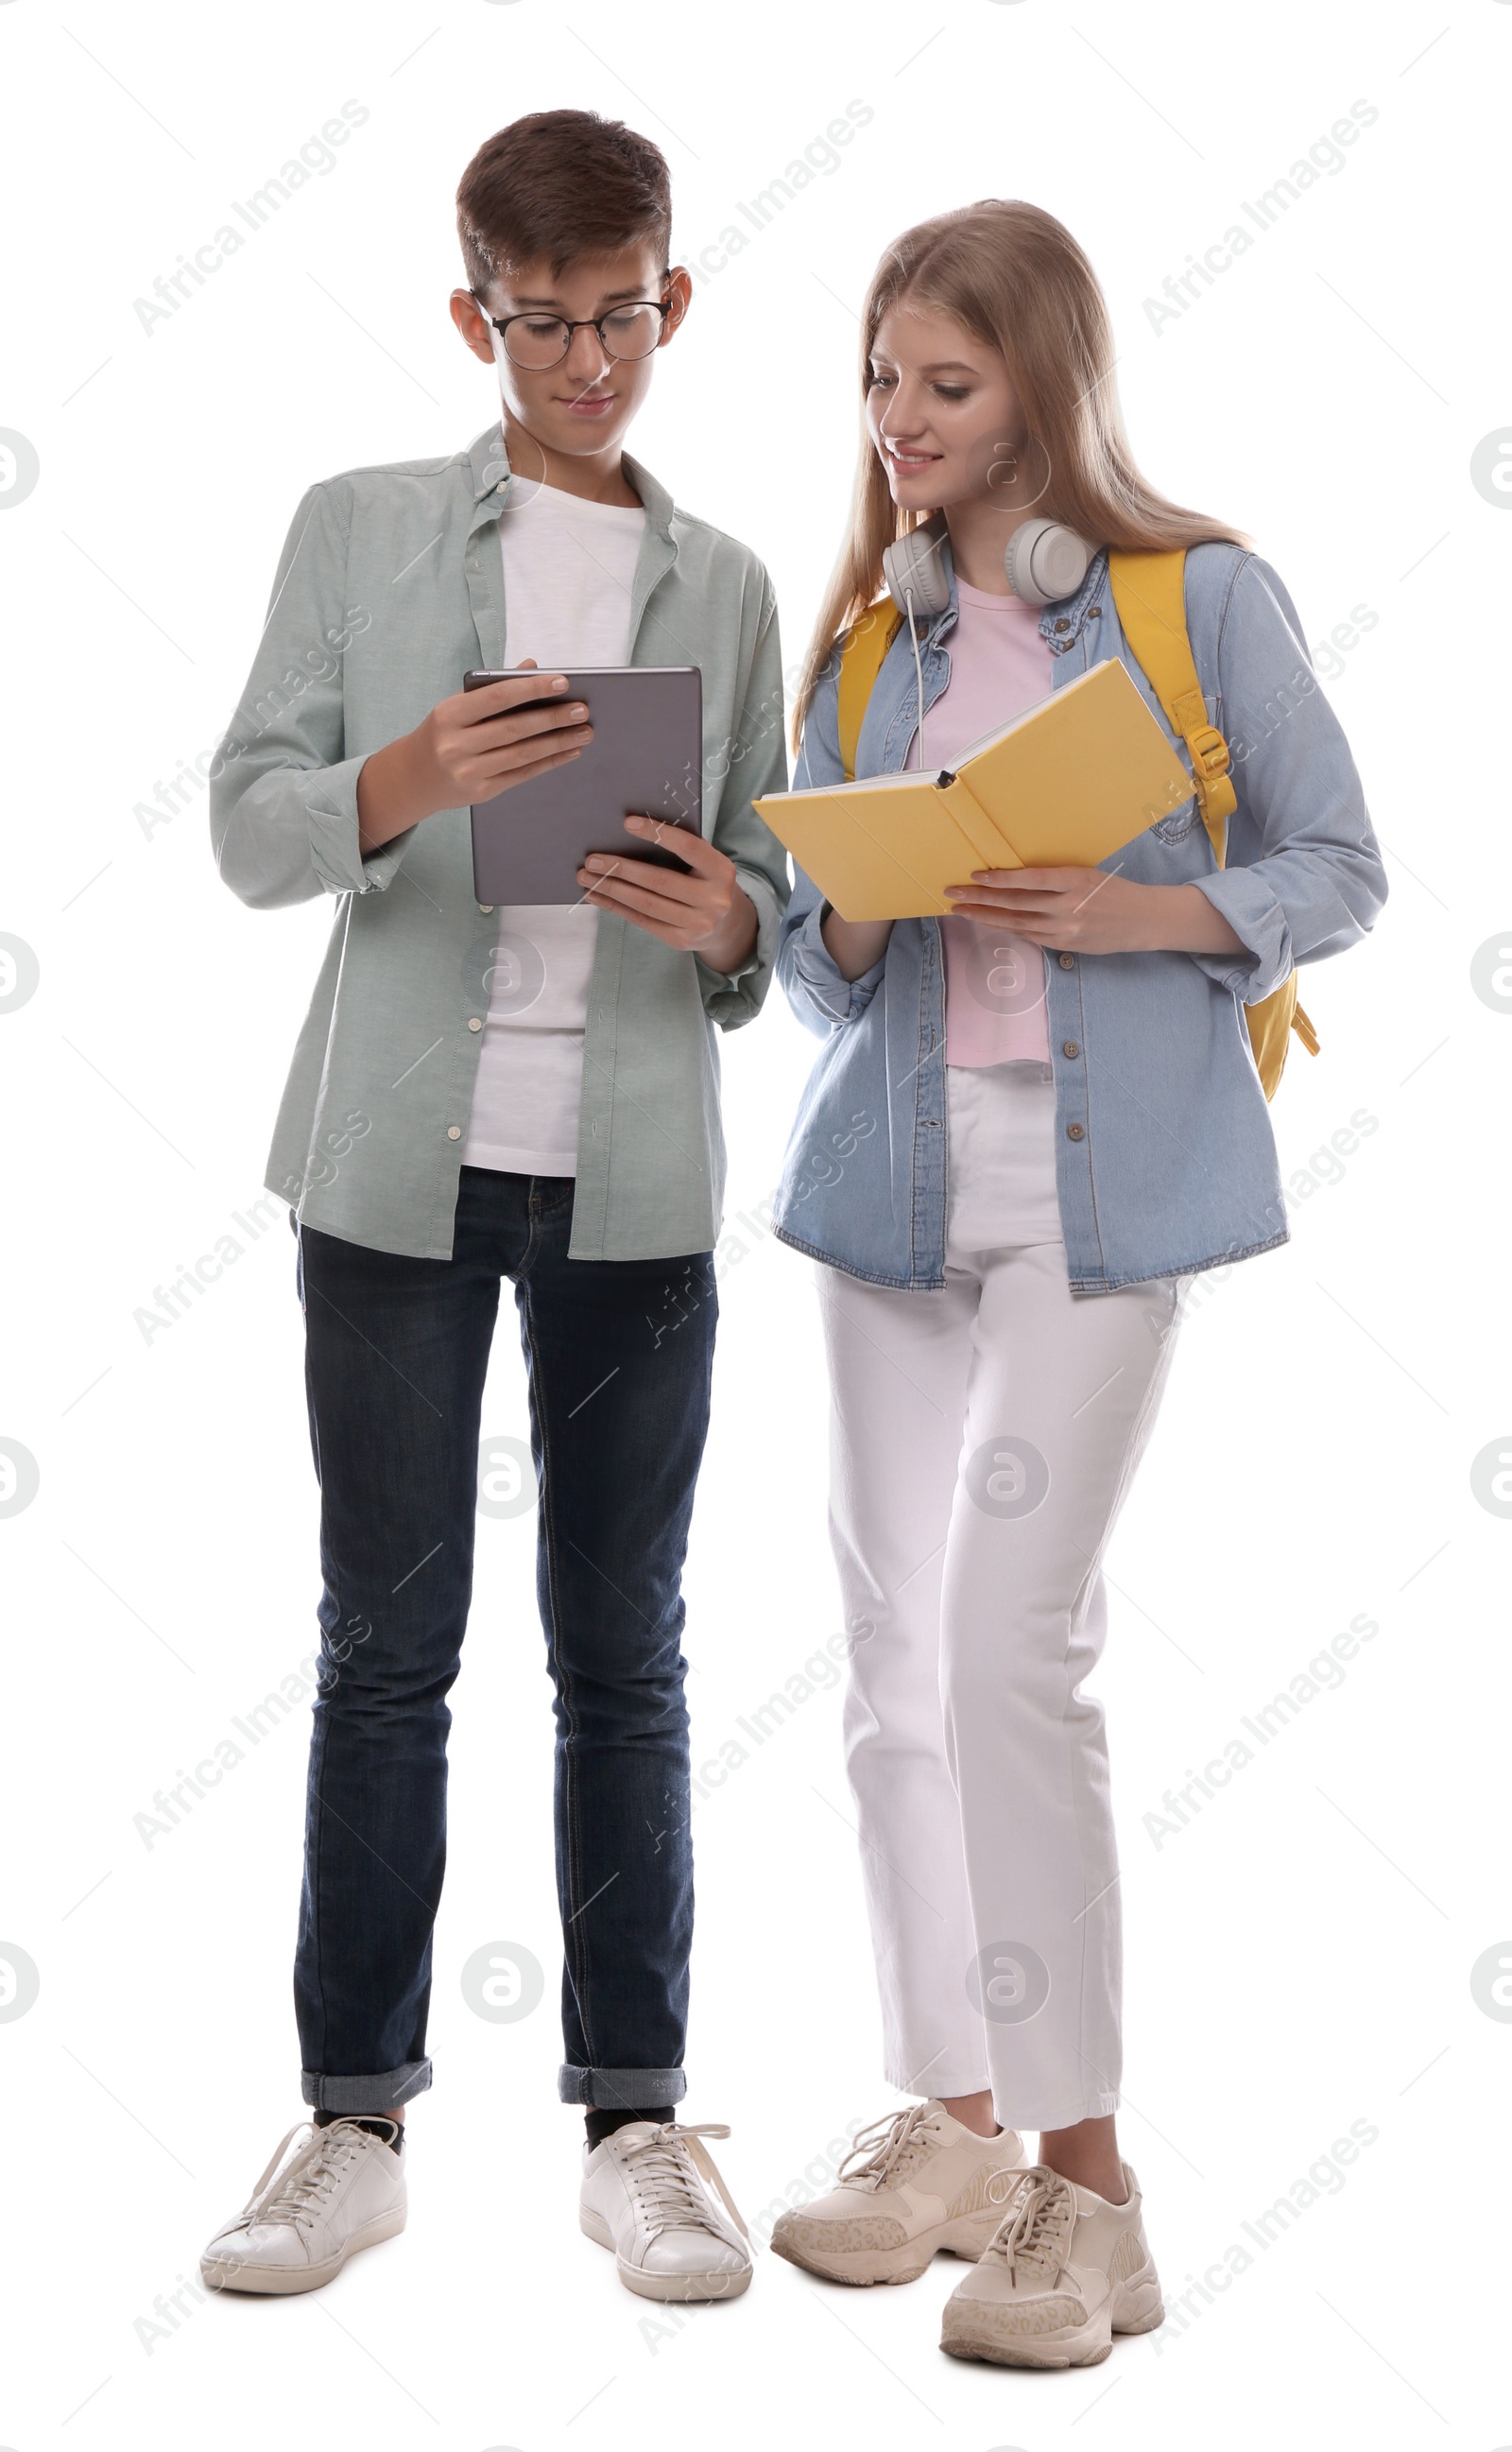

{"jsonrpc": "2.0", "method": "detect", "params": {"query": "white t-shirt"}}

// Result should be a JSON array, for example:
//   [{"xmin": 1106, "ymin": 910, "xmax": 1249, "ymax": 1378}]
[{"xmin": 460, "ymin": 478, "xmax": 646, "ymax": 1176}]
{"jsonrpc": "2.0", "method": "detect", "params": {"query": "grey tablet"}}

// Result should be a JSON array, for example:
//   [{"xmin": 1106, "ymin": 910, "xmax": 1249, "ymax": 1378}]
[{"xmin": 465, "ymin": 665, "xmax": 703, "ymax": 906}]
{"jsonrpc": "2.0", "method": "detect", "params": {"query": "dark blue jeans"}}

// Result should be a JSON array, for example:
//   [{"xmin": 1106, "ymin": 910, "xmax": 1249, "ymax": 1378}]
[{"xmin": 291, "ymin": 1168, "xmax": 715, "ymax": 2114}]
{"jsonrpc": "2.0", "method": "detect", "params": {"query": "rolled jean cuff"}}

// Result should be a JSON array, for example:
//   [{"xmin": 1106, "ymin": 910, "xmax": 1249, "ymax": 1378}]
[
  {"xmin": 558, "ymin": 2063, "xmax": 687, "ymax": 2110},
  {"xmin": 302, "ymin": 2058, "xmax": 433, "ymax": 2113}
]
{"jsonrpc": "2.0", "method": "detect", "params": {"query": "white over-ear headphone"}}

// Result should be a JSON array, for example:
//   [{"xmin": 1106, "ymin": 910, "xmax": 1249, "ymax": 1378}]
[
  {"xmin": 879, "ymin": 514, "xmax": 1095, "ymax": 768},
  {"xmin": 1004, "ymin": 517, "xmax": 1096, "ymax": 607},
  {"xmin": 881, "ymin": 512, "xmax": 1094, "ymax": 617},
  {"xmin": 880, "ymin": 515, "xmax": 953, "ymax": 622}
]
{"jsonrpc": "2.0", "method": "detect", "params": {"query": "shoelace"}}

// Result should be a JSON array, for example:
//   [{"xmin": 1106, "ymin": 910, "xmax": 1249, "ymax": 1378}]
[
  {"xmin": 616, "ymin": 2122, "xmax": 743, "ymax": 2245},
  {"xmin": 983, "ymin": 2166, "xmax": 1074, "ymax": 2282},
  {"xmin": 231, "ymin": 2120, "xmax": 380, "ymax": 2237},
  {"xmin": 836, "ymin": 2103, "xmax": 946, "ymax": 2193}
]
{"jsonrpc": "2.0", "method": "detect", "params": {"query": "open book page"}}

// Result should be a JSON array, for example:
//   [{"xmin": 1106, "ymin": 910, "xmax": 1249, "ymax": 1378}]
[
  {"xmin": 801, "ymin": 767, "xmax": 947, "ymax": 796},
  {"xmin": 808, "ymin": 665, "xmax": 1129, "ymax": 791}
]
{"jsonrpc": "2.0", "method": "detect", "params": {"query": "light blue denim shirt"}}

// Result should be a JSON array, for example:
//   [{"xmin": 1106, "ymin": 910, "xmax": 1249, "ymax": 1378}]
[{"xmin": 773, "ymin": 542, "xmax": 1385, "ymax": 1292}]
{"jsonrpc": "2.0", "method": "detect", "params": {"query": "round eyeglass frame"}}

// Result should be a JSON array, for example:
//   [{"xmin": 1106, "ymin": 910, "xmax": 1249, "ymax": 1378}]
[{"xmin": 472, "ymin": 294, "xmax": 675, "ymax": 369}]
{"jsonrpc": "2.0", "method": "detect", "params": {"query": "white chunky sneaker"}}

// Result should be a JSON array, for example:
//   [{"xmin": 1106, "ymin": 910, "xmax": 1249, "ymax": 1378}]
[
  {"xmin": 939, "ymin": 2160, "xmax": 1164, "ymax": 2367},
  {"xmin": 579, "ymin": 2120, "xmax": 753, "ymax": 2303},
  {"xmin": 771, "ymin": 2101, "xmax": 1030, "ymax": 2286},
  {"xmin": 200, "ymin": 2118, "xmax": 406, "ymax": 2295}
]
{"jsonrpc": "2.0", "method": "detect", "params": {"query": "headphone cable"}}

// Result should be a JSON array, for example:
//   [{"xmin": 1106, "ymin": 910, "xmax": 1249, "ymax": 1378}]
[{"xmin": 904, "ymin": 589, "xmax": 928, "ymax": 773}]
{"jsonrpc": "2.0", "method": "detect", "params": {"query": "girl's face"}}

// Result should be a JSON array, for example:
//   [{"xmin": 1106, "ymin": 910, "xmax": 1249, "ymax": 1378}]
[{"xmin": 865, "ymin": 300, "xmax": 1028, "ymax": 513}]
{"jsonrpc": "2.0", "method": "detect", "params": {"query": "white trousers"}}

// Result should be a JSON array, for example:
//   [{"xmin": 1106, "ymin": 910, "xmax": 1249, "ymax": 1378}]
[{"xmin": 817, "ymin": 1063, "xmax": 1184, "ymax": 2131}]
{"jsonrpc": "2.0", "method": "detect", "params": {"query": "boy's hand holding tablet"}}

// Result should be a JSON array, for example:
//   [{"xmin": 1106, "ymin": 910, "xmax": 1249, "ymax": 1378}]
[
  {"xmin": 358, "ymin": 656, "xmax": 755, "ymax": 969},
  {"xmin": 576, "ymin": 816, "xmax": 755, "ymax": 963},
  {"xmin": 355, "ymin": 660, "xmax": 592, "ymax": 853}
]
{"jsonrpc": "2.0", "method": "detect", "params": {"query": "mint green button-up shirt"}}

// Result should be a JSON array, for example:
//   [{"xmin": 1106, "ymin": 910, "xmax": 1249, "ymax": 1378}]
[{"xmin": 209, "ymin": 425, "xmax": 789, "ymax": 1262}]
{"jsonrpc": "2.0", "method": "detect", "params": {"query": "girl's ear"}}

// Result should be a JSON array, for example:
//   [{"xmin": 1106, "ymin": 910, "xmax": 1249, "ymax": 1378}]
[{"xmin": 660, "ymin": 267, "xmax": 694, "ymax": 344}]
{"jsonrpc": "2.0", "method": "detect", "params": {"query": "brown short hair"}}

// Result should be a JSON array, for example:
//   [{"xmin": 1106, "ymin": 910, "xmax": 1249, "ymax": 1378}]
[{"xmin": 456, "ymin": 110, "xmax": 672, "ymax": 293}]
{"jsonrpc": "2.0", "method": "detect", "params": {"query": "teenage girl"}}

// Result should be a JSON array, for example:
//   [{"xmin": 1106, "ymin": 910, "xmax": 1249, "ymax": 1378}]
[{"xmin": 766, "ymin": 201, "xmax": 1384, "ymax": 2369}]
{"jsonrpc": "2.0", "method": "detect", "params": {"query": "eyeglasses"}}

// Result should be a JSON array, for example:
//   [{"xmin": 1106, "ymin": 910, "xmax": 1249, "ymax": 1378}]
[{"xmin": 473, "ymin": 295, "xmax": 674, "ymax": 371}]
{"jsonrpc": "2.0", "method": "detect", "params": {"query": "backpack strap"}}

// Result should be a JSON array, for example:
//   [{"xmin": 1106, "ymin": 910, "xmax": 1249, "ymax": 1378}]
[
  {"xmin": 836, "ymin": 602, "xmax": 903, "ymax": 782},
  {"xmin": 1106, "ymin": 549, "xmax": 1236, "ymax": 864},
  {"xmin": 1107, "ymin": 545, "xmax": 1317, "ymax": 1088}
]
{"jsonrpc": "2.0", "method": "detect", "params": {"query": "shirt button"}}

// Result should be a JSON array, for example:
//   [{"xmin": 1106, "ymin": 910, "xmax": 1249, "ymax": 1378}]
[
  {"xmin": 1067, "ymin": 1122, "xmax": 1085, "ymax": 1141},
  {"xmin": 1058, "ymin": 952, "xmax": 1075, "ymax": 970},
  {"xmin": 468, "ymin": 1017, "xmax": 482, "ymax": 1031},
  {"xmin": 1054, "ymin": 616, "xmax": 1071, "ymax": 632},
  {"xmin": 478, "ymin": 903, "xmax": 494, "ymax": 914},
  {"xmin": 1062, "ymin": 1040, "xmax": 1080, "ymax": 1059},
  {"xmin": 447, "ymin": 1126, "xmax": 462, "ymax": 1140}
]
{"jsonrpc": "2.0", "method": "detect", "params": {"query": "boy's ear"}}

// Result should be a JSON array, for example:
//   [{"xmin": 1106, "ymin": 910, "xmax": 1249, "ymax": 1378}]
[
  {"xmin": 660, "ymin": 267, "xmax": 694, "ymax": 346},
  {"xmin": 450, "ymin": 287, "xmax": 497, "ymax": 369}
]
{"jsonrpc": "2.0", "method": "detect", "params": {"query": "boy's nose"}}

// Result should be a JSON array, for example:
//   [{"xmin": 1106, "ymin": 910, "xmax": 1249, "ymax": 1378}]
[{"xmin": 563, "ymin": 327, "xmax": 612, "ymax": 384}]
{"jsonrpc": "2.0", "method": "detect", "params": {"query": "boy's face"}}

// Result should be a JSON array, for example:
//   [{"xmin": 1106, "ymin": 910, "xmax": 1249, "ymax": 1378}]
[{"xmin": 452, "ymin": 245, "xmax": 690, "ymax": 467}]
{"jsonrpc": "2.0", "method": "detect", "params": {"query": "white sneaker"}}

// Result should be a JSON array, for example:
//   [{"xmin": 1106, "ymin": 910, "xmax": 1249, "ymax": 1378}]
[
  {"xmin": 939, "ymin": 2160, "xmax": 1164, "ymax": 2367},
  {"xmin": 579, "ymin": 2120, "xmax": 753, "ymax": 2303},
  {"xmin": 200, "ymin": 2118, "xmax": 406, "ymax": 2295},
  {"xmin": 770, "ymin": 2101, "xmax": 1030, "ymax": 2286}
]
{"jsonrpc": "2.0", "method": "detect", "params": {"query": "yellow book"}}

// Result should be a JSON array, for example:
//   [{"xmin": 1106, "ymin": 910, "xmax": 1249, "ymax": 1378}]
[{"xmin": 754, "ymin": 656, "xmax": 1194, "ymax": 922}]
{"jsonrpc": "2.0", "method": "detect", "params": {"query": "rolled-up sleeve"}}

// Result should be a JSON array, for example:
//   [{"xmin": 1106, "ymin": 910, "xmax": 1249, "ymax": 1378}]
[
  {"xmin": 1189, "ymin": 554, "xmax": 1386, "ymax": 1002},
  {"xmin": 209, "ymin": 481, "xmax": 416, "ymax": 911},
  {"xmin": 696, "ymin": 582, "xmax": 793, "ymax": 1027},
  {"xmin": 776, "ymin": 653, "xmax": 887, "ymax": 1035}
]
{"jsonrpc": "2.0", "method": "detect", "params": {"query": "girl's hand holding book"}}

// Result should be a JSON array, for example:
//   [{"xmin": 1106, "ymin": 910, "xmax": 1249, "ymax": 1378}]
[{"xmin": 944, "ymin": 866, "xmax": 1246, "ymax": 958}]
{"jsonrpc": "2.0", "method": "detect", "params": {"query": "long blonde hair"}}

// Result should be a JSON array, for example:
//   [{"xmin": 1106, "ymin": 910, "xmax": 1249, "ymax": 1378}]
[{"xmin": 793, "ymin": 200, "xmax": 1248, "ymax": 748}]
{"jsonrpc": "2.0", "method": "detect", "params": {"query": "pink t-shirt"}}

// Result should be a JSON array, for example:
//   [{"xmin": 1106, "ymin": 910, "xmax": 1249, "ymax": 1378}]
[{"xmin": 909, "ymin": 581, "xmax": 1056, "ymax": 1066}]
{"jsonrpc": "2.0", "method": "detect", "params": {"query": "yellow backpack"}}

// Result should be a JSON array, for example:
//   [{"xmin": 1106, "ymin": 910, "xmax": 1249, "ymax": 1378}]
[{"xmin": 833, "ymin": 548, "xmax": 1316, "ymax": 1098}]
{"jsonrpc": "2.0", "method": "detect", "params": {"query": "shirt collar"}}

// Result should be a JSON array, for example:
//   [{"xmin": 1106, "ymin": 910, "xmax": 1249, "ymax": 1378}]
[
  {"xmin": 467, "ymin": 423, "xmax": 676, "ymax": 542},
  {"xmin": 1038, "ymin": 545, "xmax": 1109, "ymax": 649}
]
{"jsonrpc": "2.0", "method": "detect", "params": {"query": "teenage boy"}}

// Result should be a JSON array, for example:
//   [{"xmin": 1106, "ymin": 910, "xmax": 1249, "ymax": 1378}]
[{"xmin": 199, "ymin": 109, "xmax": 787, "ymax": 2302}]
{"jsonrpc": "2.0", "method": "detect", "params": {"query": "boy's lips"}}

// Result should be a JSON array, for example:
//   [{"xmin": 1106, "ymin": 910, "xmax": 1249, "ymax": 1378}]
[{"xmin": 561, "ymin": 391, "xmax": 618, "ymax": 417}]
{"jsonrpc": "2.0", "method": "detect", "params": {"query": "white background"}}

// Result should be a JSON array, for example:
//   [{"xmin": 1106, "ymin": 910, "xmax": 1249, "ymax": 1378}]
[{"xmin": 1, "ymin": 1, "xmax": 1508, "ymax": 2446}]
